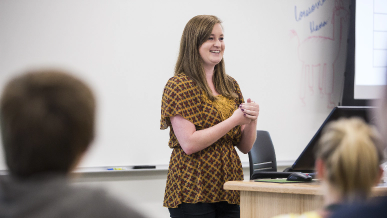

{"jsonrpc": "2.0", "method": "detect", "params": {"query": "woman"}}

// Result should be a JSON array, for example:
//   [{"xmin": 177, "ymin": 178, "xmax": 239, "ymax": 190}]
[
  {"xmin": 160, "ymin": 15, "xmax": 259, "ymax": 218},
  {"xmin": 273, "ymin": 118, "xmax": 384, "ymax": 218}
]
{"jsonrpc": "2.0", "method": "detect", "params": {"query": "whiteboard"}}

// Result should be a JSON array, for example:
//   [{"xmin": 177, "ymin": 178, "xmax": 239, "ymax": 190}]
[{"xmin": 0, "ymin": 0, "xmax": 350, "ymax": 170}]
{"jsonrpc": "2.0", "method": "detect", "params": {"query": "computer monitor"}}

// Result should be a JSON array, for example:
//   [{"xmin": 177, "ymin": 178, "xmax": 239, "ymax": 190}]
[{"xmin": 290, "ymin": 106, "xmax": 376, "ymax": 172}]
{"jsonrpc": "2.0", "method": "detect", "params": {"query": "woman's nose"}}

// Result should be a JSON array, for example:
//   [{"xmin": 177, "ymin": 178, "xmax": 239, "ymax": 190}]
[{"xmin": 214, "ymin": 39, "xmax": 221, "ymax": 47}]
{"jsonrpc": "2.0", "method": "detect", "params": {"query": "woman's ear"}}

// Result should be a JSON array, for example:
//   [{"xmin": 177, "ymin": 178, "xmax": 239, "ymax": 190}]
[{"xmin": 315, "ymin": 158, "xmax": 325, "ymax": 180}]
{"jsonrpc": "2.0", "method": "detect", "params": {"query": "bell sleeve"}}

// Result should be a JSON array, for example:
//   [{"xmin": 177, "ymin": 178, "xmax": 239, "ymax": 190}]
[{"xmin": 160, "ymin": 76, "xmax": 203, "ymax": 130}]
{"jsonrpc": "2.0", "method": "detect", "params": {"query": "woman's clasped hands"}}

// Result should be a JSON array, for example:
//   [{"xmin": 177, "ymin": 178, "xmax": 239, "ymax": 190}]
[
  {"xmin": 232, "ymin": 98, "xmax": 259, "ymax": 125},
  {"xmin": 240, "ymin": 98, "xmax": 259, "ymax": 121}
]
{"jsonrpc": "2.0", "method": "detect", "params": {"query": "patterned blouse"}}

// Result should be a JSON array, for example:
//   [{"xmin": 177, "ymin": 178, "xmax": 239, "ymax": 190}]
[{"xmin": 160, "ymin": 73, "xmax": 244, "ymax": 208}]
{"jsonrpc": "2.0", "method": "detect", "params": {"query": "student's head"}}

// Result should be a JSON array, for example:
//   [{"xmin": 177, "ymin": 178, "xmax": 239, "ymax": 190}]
[
  {"xmin": 0, "ymin": 69, "xmax": 96, "ymax": 178},
  {"xmin": 315, "ymin": 118, "xmax": 383, "ymax": 202},
  {"xmin": 175, "ymin": 15, "xmax": 236, "ymax": 101}
]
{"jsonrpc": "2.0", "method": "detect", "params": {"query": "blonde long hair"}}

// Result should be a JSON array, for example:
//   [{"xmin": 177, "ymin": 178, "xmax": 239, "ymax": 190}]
[
  {"xmin": 175, "ymin": 15, "xmax": 237, "ymax": 101},
  {"xmin": 316, "ymin": 118, "xmax": 383, "ymax": 202}
]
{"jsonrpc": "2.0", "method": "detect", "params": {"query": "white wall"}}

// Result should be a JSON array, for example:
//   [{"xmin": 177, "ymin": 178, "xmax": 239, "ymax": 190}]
[{"xmin": 0, "ymin": 0, "xmax": 350, "ymax": 170}]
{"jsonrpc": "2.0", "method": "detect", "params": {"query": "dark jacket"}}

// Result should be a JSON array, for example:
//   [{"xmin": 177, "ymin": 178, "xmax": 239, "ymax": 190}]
[{"xmin": 0, "ymin": 174, "xmax": 144, "ymax": 218}]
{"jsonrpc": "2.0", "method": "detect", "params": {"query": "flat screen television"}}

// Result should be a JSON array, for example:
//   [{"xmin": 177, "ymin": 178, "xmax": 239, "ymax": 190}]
[
  {"xmin": 288, "ymin": 106, "xmax": 376, "ymax": 172},
  {"xmin": 342, "ymin": 0, "xmax": 387, "ymax": 106}
]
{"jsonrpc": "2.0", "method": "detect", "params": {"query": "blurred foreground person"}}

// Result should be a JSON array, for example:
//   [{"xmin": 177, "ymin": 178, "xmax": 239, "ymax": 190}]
[
  {"xmin": 273, "ymin": 118, "xmax": 383, "ymax": 218},
  {"xmin": 330, "ymin": 87, "xmax": 387, "ymax": 218},
  {"xmin": 0, "ymin": 70, "xmax": 144, "ymax": 218}
]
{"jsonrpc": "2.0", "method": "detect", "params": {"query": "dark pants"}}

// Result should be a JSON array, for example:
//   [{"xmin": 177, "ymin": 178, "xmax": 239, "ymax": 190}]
[{"xmin": 168, "ymin": 202, "xmax": 240, "ymax": 218}]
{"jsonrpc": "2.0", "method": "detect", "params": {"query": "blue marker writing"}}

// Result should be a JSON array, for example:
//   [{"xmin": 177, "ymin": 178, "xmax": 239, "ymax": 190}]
[
  {"xmin": 295, "ymin": 0, "xmax": 327, "ymax": 22},
  {"xmin": 310, "ymin": 20, "xmax": 328, "ymax": 33}
]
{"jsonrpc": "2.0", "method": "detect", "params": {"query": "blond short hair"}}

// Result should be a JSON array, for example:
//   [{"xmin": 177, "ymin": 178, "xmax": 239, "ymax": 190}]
[{"xmin": 316, "ymin": 118, "xmax": 383, "ymax": 202}]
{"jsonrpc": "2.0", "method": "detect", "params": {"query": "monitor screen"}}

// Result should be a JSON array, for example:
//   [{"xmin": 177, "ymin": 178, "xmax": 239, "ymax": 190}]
[
  {"xmin": 342, "ymin": 0, "xmax": 387, "ymax": 106},
  {"xmin": 291, "ymin": 106, "xmax": 376, "ymax": 172},
  {"xmin": 355, "ymin": 0, "xmax": 387, "ymax": 99}
]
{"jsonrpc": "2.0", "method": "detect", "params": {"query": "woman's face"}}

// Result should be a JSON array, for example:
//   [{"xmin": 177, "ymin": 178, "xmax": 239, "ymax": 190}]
[{"xmin": 199, "ymin": 23, "xmax": 225, "ymax": 70}]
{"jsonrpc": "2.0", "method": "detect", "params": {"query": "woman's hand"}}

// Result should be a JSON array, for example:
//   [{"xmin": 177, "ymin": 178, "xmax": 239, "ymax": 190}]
[
  {"xmin": 231, "ymin": 105, "xmax": 251, "ymax": 126},
  {"xmin": 236, "ymin": 98, "xmax": 259, "ymax": 153},
  {"xmin": 240, "ymin": 98, "xmax": 259, "ymax": 121}
]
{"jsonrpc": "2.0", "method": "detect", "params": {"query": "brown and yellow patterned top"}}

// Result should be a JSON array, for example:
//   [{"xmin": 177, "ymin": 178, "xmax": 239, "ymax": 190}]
[{"xmin": 160, "ymin": 73, "xmax": 244, "ymax": 208}]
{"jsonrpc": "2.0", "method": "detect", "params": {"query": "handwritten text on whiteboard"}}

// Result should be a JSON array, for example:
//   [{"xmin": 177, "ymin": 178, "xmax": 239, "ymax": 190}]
[{"xmin": 294, "ymin": 0, "xmax": 327, "ymax": 22}]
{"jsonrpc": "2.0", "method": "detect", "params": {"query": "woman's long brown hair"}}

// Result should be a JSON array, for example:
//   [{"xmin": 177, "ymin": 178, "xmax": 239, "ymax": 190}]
[{"xmin": 174, "ymin": 15, "xmax": 238, "ymax": 101}]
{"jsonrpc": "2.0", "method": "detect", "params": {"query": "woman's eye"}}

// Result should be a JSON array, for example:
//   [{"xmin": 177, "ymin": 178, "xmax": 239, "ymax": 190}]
[
  {"xmin": 220, "ymin": 37, "xmax": 224, "ymax": 41},
  {"xmin": 208, "ymin": 37, "xmax": 214, "ymax": 40}
]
